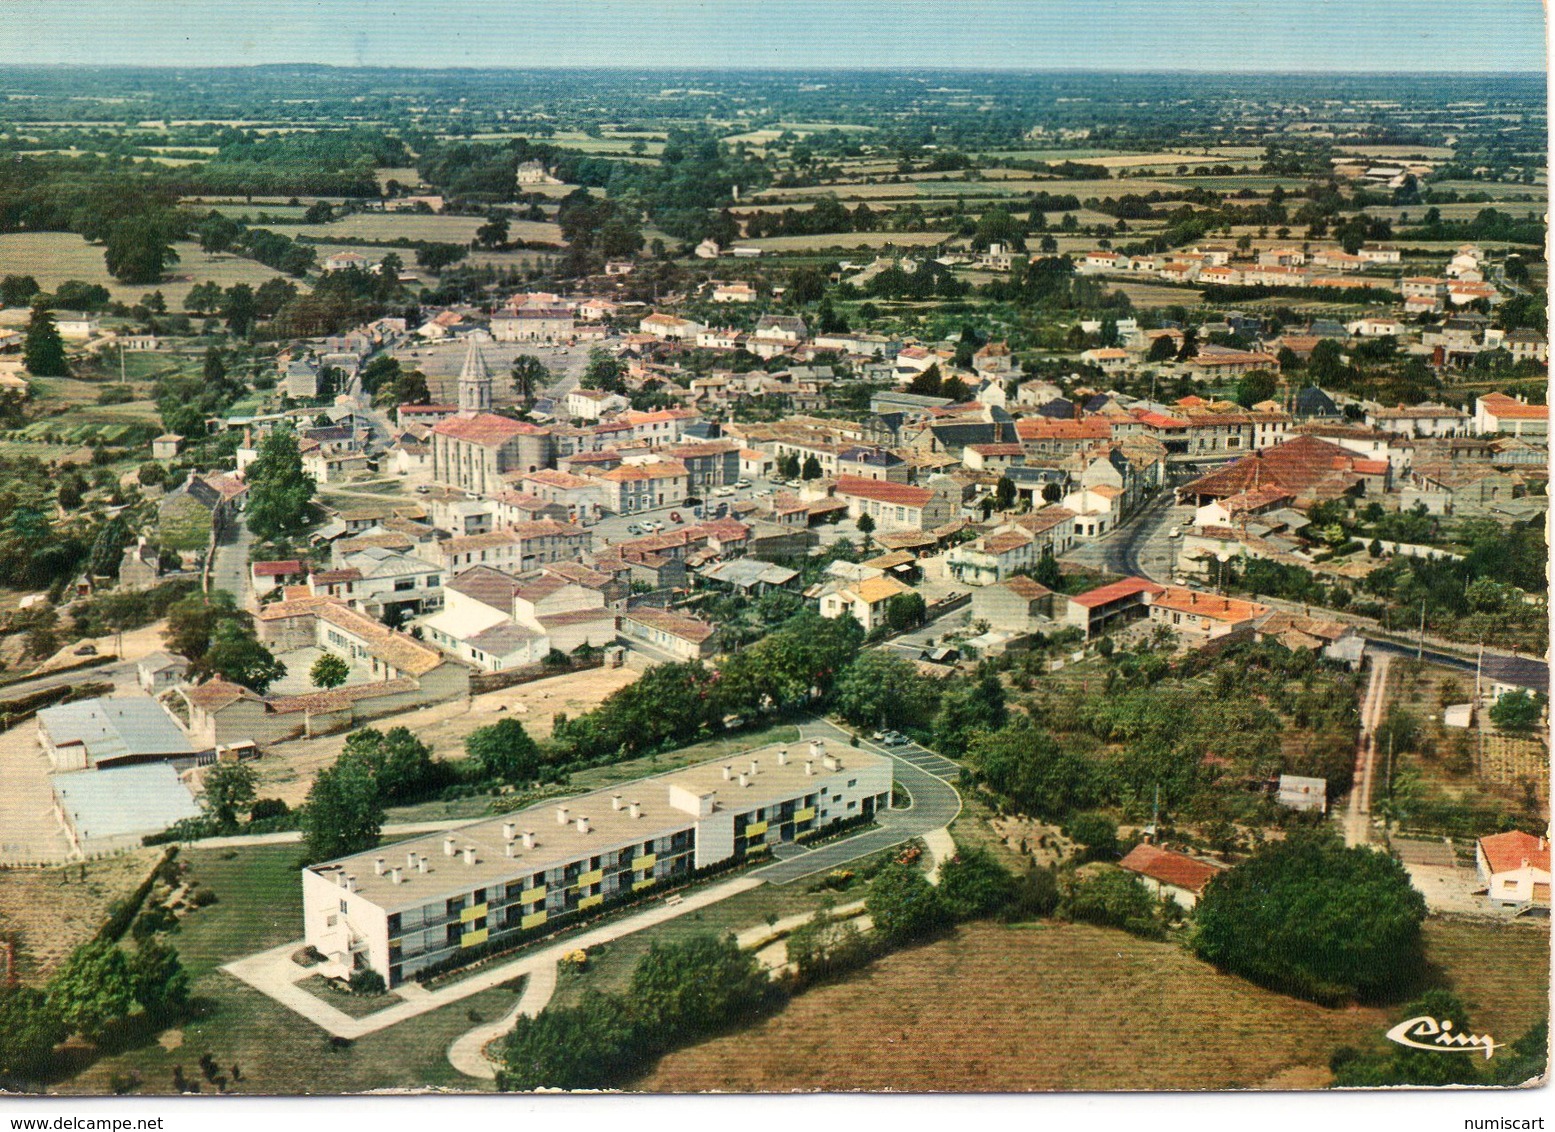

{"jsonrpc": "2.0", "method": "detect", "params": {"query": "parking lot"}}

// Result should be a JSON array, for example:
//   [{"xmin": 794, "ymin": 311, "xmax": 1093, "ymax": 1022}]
[{"xmin": 589, "ymin": 478, "xmax": 789, "ymax": 546}]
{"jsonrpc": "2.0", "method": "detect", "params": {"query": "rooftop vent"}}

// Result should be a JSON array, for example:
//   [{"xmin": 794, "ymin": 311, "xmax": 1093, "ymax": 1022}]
[
  {"xmin": 416, "ymin": 854, "xmax": 427, "ymax": 874},
  {"xmin": 804, "ymin": 760, "xmax": 815, "ymax": 776},
  {"xmin": 373, "ymin": 857, "xmax": 386, "ymax": 876},
  {"xmin": 722, "ymin": 765, "xmax": 733, "ymax": 781},
  {"xmin": 556, "ymin": 805, "xmax": 570, "ymax": 826},
  {"xmin": 612, "ymin": 794, "xmax": 624, "ymax": 811},
  {"xmin": 406, "ymin": 851, "xmax": 418, "ymax": 869},
  {"xmin": 505, "ymin": 842, "xmax": 516, "ymax": 858},
  {"xmin": 462, "ymin": 847, "xmax": 476, "ymax": 866},
  {"xmin": 809, "ymin": 739, "xmax": 826, "ymax": 760},
  {"xmin": 576, "ymin": 816, "xmax": 591, "ymax": 835},
  {"xmin": 777, "ymin": 747, "xmax": 789, "ymax": 766},
  {"xmin": 822, "ymin": 755, "xmax": 840, "ymax": 772},
  {"xmin": 748, "ymin": 759, "xmax": 759, "ymax": 775},
  {"xmin": 629, "ymin": 801, "xmax": 642, "ymax": 819},
  {"xmin": 738, "ymin": 772, "xmax": 751, "ymax": 788},
  {"xmin": 443, "ymin": 836, "xmax": 458, "ymax": 857},
  {"xmin": 503, "ymin": 821, "xmax": 517, "ymax": 841},
  {"xmin": 521, "ymin": 830, "xmax": 536, "ymax": 850}
]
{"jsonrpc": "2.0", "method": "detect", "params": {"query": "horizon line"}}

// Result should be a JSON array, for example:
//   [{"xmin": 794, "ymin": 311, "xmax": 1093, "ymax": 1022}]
[{"xmin": 0, "ymin": 62, "xmax": 1545, "ymax": 77}]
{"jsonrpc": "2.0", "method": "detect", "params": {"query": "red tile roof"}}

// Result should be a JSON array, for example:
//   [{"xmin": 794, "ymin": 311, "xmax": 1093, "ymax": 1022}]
[
  {"xmin": 1478, "ymin": 831, "xmax": 1550, "ymax": 876},
  {"xmin": 834, "ymin": 476, "xmax": 934, "ymax": 508},
  {"xmin": 433, "ymin": 413, "xmax": 545, "ymax": 446},
  {"xmin": 1069, "ymin": 576, "xmax": 1164, "ymax": 609},
  {"xmin": 1119, "ymin": 844, "xmax": 1226, "ymax": 895},
  {"xmin": 251, "ymin": 559, "xmax": 304, "ymax": 577}
]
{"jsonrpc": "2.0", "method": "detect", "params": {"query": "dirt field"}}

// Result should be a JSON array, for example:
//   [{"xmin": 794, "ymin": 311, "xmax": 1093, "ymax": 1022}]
[
  {"xmin": 252, "ymin": 665, "xmax": 640, "ymax": 807},
  {"xmin": 0, "ymin": 233, "xmax": 301, "ymax": 310},
  {"xmin": 0, "ymin": 849, "xmax": 165, "ymax": 983},
  {"xmin": 640, "ymin": 917, "xmax": 1549, "ymax": 1093},
  {"xmin": 742, "ymin": 231, "xmax": 951, "ymax": 253},
  {"xmin": 291, "ymin": 214, "xmax": 562, "ymax": 245}
]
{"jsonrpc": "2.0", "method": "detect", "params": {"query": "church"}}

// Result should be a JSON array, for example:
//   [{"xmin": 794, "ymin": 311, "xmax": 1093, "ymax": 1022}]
[{"xmin": 430, "ymin": 342, "xmax": 553, "ymax": 495}]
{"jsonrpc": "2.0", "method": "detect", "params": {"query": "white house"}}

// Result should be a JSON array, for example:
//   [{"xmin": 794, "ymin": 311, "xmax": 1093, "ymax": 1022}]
[{"xmin": 1475, "ymin": 831, "xmax": 1550, "ymax": 912}]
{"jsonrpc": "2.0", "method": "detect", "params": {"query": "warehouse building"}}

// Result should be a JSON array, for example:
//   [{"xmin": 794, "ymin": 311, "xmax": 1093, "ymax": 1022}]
[{"xmin": 302, "ymin": 739, "xmax": 891, "ymax": 985}]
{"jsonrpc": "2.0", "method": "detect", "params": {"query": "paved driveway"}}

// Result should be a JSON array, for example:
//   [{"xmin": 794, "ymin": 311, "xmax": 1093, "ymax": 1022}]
[{"xmin": 751, "ymin": 719, "xmax": 962, "ymax": 886}]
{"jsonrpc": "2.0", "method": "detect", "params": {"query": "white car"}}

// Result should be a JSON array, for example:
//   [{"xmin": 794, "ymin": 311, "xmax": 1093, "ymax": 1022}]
[
  {"xmin": 1168, "ymin": 526, "xmax": 1181, "ymax": 538},
  {"xmin": 734, "ymin": 479, "xmax": 751, "ymax": 489},
  {"xmin": 713, "ymin": 486, "xmax": 735, "ymax": 497}
]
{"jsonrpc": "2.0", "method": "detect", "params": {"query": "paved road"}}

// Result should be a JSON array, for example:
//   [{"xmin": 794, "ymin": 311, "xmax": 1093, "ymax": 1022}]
[
  {"xmin": 208, "ymin": 518, "xmax": 255, "ymax": 607},
  {"xmin": 1345, "ymin": 653, "xmax": 1392, "ymax": 848},
  {"xmin": 1060, "ymin": 492, "xmax": 1188, "ymax": 582},
  {"xmin": 752, "ymin": 718, "xmax": 962, "ymax": 886}
]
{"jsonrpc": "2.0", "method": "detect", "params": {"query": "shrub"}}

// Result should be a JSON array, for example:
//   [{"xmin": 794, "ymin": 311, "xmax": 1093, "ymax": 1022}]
[
  {"xmin": 348, "ymin": 969, "xmax": 387, "ymax": 996},
  {"xmin": 1061, "ymin": 869, "xmax": 1164, "ymax": 939}
]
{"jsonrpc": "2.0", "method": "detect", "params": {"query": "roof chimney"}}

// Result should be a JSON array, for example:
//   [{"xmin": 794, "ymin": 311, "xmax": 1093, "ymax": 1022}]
[
  {"xmin": 416, "ymin": 854, "xmax": 427, "ymax": 874},
  {"xmin": 505, "ymin": 842, "xmax": 517, "ymax": 858},
  {"xmin": 804, "ymin": 760, "xmax": 814, "ymax": 776},
  {"xmin": 738, "ymin": 772, "xmax": 750, "ymax": 788},
  {"xmin": 630, "ymin": 800, "xmax": 644, "ymax": 818},
  {"xmin": 503, "ymin": 821, "xmax": 517, "ymax": 841},
  {"xmin": 462, "ymin": 846, "xmax": 476, "ymax": 866},
  {"xmin": 373, "ymin": 856, "xmax": 386, "ymax": 876},
  {"xmin": 521, "ymin": 830, "xmax": 536, "ymax": 850},
  {"xmin": 576, "ymin": 816, "xmax": 591, "ymax": 835},
  {"xmin": 443, "ymin": 835, "xmax": 458, "ymax": 857},
  {"xmin": 389, "ymin": 868, "xmax": 402, "ymax": 885},
  {"xmin": 406, "ymin": 850, "xmax": 417, "ymax": 869},
  {"xmin": 556, "ymin": 805, "xmax": 570, "ymax": 825},
  {"xmin": 777, "ymin": 747, "xmax": 788, "ymax": 766},
  {"xmin": 722, "ymin": 765, "xmax": 733, "ymax": 781},
  {"xmin": 809, "ymin": 739, "xmax": 826, "ymax": 760},
  {"xmin": 346, "ymin": 875, "xmax": 358, "ymax": 892},
  {"xmin": 748, "ymin": 759, "xmax": 759, "ymax": 776},
  {"xmin": 336, "ymin": 871, "xmax": 348, "ymax": 888},
  {"xmin": 612, "ymin": 793, "xmax": 624, "ymax": 811}
]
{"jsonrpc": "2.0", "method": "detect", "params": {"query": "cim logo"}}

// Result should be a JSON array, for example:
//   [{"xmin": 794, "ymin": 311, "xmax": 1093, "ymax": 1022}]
[{"xmin": 1385, "ymin": 1015, "xmax": 1501, "ymax": 1059}]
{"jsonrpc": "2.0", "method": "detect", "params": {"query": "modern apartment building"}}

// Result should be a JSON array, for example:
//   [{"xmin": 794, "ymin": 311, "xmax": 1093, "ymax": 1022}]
[{"xmin": 303, "ymin": 739, "xmax": 892, "ymax": 985}]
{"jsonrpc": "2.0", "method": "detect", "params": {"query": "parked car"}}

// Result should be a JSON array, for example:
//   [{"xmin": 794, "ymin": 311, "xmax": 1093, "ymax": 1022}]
[
  {"xmin": 626, "ymin": 523, "xmax": 644, "ymax": 535},
  {"xmin": 1168, "ymin": 526, "xmax": 1181, "ymax": 538},
  {"xmin": 713, "ymin": 486, "xmax": 735, "ymax": 497},
  {"xmin": 734, "ymin": 479, "xmax": 751, "ymax": 488}
]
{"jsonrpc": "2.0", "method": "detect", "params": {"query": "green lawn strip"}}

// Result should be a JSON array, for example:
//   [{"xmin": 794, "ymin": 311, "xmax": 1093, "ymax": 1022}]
[{"xmin": 295, "ymin": 974, "xmax": 405, "ymax": 1019}]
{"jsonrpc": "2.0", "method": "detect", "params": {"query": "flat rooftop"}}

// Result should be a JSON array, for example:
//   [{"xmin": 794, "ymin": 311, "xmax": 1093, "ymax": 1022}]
[
  {"xmin": 53, "ymin": 763, "xmax": 201, "ymax": 842},
  {"xmin": 311, "ymin": 740, "xmax": 887, "ymax": 910}
]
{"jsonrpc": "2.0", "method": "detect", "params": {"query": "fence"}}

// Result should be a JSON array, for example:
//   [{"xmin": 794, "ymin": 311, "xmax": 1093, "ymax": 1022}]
[{"xmin": 469, "ymin": 655, "xmax": 605, "ymax": 695}]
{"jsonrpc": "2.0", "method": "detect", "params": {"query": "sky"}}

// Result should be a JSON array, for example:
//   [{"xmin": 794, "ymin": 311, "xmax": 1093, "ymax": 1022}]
[{"xmin": 0, "ymin": 0, "xmax": 1547, "ymax": 71}]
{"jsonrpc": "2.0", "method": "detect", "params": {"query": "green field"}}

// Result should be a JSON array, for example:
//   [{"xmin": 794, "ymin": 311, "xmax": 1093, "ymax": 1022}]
[{"xmin": 0, "ymin": 233, "xmax": 304, "ymax": 311}]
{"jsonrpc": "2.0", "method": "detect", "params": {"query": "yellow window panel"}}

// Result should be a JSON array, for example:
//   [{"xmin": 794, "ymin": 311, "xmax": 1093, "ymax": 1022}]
[
  {"xmin": 461, "ymin": 927, "xmax": 488, "ymax": 947},
  {"xmin": 521, "ymin": 909, "xmax": 548, "ymax": 930},
  {"xmin": 632, "ymin": 854, "xmax": 656, "ymax": 871},
  {"xmin": 579, "ymin": 893, "xmax": 604, "ymax": 910},
  {"xmin": 793, "ymin": 807, "xmax": 815, "ymax": 823},
  {"xmin": 745, "ymin": 820, "xmax": 769, "ymax": 838},
  {"xmin": 520, "ymin": 886, "xmax": 546, "ymax": 904},
  {"xmin": 578, "ymin": 868, "xmax": 604, "ymax": 887},
  {"xmin": 633, "ymin": 877, "xmax": 657, "ymax": 892},
  {"xmin": 459, "ymin": 902, "xmax": 488, "ymax": 923}
]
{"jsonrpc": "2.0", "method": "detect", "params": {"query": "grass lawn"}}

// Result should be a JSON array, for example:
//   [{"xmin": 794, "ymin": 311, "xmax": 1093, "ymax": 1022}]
[
  {"xmin": 50, "ymin": 845, "xmax": 520, "ymax": 1095},
  {"xmin": 638, "ymin": 915, "xmax": 1549, "ymax": 1093},
  {"xmin": 295, "ymin": 974, "xmax": 406, "ymax": 1019},
  {"xmin": 0, "ymin": 850, "xmax": 166, "ymax": 984}
]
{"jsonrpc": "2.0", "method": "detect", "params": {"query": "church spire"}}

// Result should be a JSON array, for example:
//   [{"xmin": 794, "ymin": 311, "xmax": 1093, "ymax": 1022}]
[{"xmin": 457, "ymin": 340, "xmax": 493, "ymax": 415}]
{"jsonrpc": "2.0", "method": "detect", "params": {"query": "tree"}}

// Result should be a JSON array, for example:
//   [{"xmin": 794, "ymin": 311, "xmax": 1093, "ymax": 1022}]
[
  {"xmin": 47, "ymin": 940, "xmax": 136, "ymax": 1040},
  {"xmin": 203, "ymin": 760, "xmax": 257, "ymax": 829},
  {"xmin": 104, "ymin": 216, "xmax": 179, "ymax": 285},
  {"xmin": 1235, "ymin": 369, "xmax": 1278, "ymax": 408},
  {"xmin": 414, "ymin": 242, "xmax": 467, "ymax": 273},
  {"xmin": 1064, "ymin": 812, "xmax": 1118, "ymax": 861},
  {"xmin": 0, "ymin": 986, "xmax": 66, "ymax": 1082},
  {"xmin": 301, "ymin": 754, "xmax": 385, "ymax": 862},
  {"xmin": 833, "ymin": 650, "xmax": 938, "ymax": 731},
  {"xmin": 1032, "ymin": 552, "xmax": 1063, "ymax": 590},
  {"xmin": 865, "ymin": 861, "xmax": 948, "ymax": 945},
  {"xmin": 475, "ymin": 214, "xmax": 510, "ymax": 249},
  {"xmin": 994, "ymin": 475, "xmax": 1017, "ymax": 511},
  {"xmin": 184, "ymin": 280, "xmax": 225, "ymax": 315},
  {"xmin": 1146, "ymin": 334, "xmax": 1176, "ymax": 363},
  {"xmin": 197, "ymin": 621, "xmax": 285, "ymax": 692},
  {"xmin": 969, "ymin": 717, "xmax": 1099, "ymax": 819},
  {"xmin": 1062, "ymin": 869, "xmax": 1162, "ymax": 938},
  {"xmin": 0, "ymin": 274, "xmax": 40, "ymax": 307},
  {"xmin": 340, "ymin": 727, "xmax": 438, "ymax": 803},
  {"xmin": 855, "ymin": 513, "xmax": 875, "ymax": 538},
  {"xmin": 583, "ymin": 348, "xmax": 627, "ymax": 394},
  {"xmin": 937, "ymin": 848, "xmax": 1017, "ymax": 919},
  {"xmin": 87, "ymin": 515, "xmax": 132, "ymax": 579},
  {"xmin": 164, "ymin": 590, "xmax": 244, "ymax": 661},
  {"xmin": 630, "ymin": 934, "xmax": 776, "ymax": 1046},
  {"xmin": 310, "ymin": 652, "xmax": 350, "ymax": 689},
  {"xmin": 130, "ymin": 937, "xmax": 190, "ymax": 1021},
  {"xmin": 245, "ymin": 424, "xmax": 316, "ymax": 540},
  {"xmin": 464, "ymin": 717, "xmax": 542, "ymax": 785},
  {"xmin": 906, "ymin": 363, "xmax": 942, "ymax": 397},
  {"xmin": 1192, "ymin": 830, "xmax": 1426, "ymax": 1003},
  {"xmin": 499, "ymin": 990, "xmax": 645, "ymax": 1091},
  {"xmin": 510, "ymin": 355, "xmax": 548, "ymax": 409},
  {"xmin": 22, "ymin": 305, "xmax": 68, "ymax": 377},
  {"xmin": 800, "ymin": 455, "xmax": 822, "ymax": 480},
  {"xmin": 932, "ymin": 671, "xmax": 1007, "ymax": 757},
  {"xmin": 1489, "ymin": 689, "xmax": 1543, "ymax": 733},
  {"xmin": 221, "ymin": 283, "xmax": 257, "ymax": 336},
  {"xmin": 883, "ymin": 591, "xmax": 927, "ymax": 634}
]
